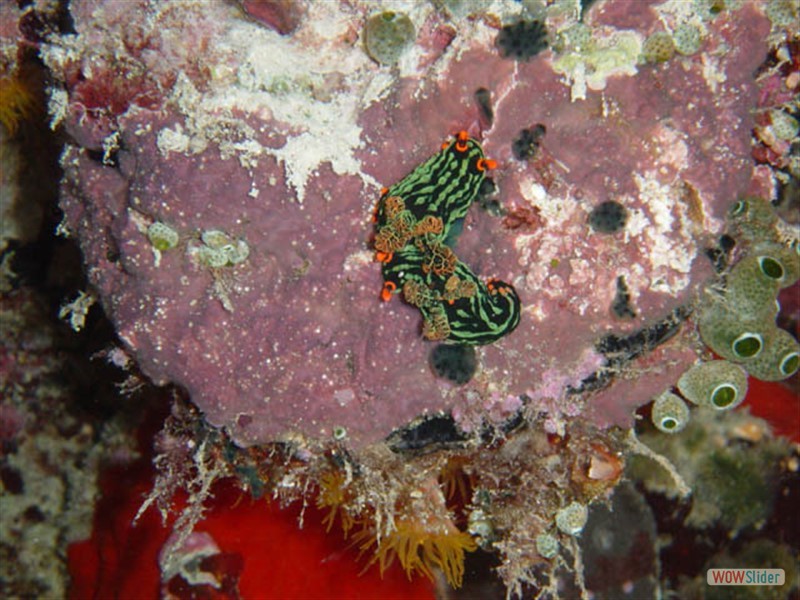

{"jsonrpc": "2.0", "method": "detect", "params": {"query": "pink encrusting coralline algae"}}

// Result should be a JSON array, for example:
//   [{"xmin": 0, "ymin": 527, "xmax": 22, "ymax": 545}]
[
  {"xmin": 4, "ymin": 0, "xmax": 799, "ymax": 595},
  {"xmin": 29, "ymin": 0, "xmax": 786, "ymax": 448}
]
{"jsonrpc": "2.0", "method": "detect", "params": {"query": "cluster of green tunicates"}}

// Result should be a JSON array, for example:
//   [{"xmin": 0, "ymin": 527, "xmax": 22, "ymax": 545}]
[
  {"xmin": 641, "ymin": 23, "xmax": 704, "ymax": 65},
  {"xmin": 698, "ymin": 198, "xmax": 799, "ymax": 382},
  {"xmin": 193, "ymin": 229, "xmax": 250, "ymax": 268}
]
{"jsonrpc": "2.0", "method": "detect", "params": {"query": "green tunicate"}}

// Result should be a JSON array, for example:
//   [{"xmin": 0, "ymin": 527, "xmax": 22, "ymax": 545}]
[
  {"xmin": 651, "ymin": 391, "xmax": 690, "ymax": 433},
  {"xmin": 555, "ymin": 502, "xmax": 589, "ymax": 536},
  {"xmin": 740, "ymin": 327, "xmax": 800, "ymax": 381},
  {"xmin": 202, "ymin": 229, "xmax": 233, "ymax": 249},
  {"xmin": 221, "ymin": 239, "xmax": 250, "ymax": 265},
  {"xmin": 725, "ymin": 255, "xmax": 781, "ymax": 319},
  {"xmin": 196, "ymin": 245, "xmax": 228, "ymax": 268},
  {"xmin": 693, "ymin": 0, "xmax": 737, "ymax": 19},
  {"xmin": 677, "ymin": 360, "xmax": 748, "ymax": 410},
  {"xmin": 554, "ymin": 22, "xmax": 593, "ymax": 54},
  {"xmin": 752, "ymin": 242, "xmax": 800, "ymax": 288},
  {"xmin": 364, "ymin": 11, "xmax": 415, "ymax": 66},
  {"xmin": 431, "ymin": 0, "xmax": 488, "ymax": 19},
  {"xmin": 642, "ymin": 31, "xmax": 675, "ymax": 64},
  {"xmin": 535, "ymin": 532, "xmax": 559, "ymax": 559},
  {"xmin": 758, "ymin": 256, "xmax": 783, "ymax": 279},
  {"xmin": 782, "ymin": 353, "xmax": 800, "ymax": 377},
  {"xmin": 672, "ymin": 23, "xmax": 703, "ymax": 56},
  {"xmin": 732, "ymin": 333, "xmax": 764, "ymax": 358},
  {"xmin": 147, "ymin": 222, "xmax": 179, "ymax": 251},
  {"xmin": 765, "ymin": 0, "xmax": 799, "ymax": 28},
  {"xmin": 770, "ymin": 108, "xmax": 799, "ymax": 141},
  {"xmin": 198, "ymin": 229, "xmax": 249, "ymax": 267},
  {"xmin": 698, "ymin": 302, "xmax": 773, "ymax": 362},
  {"xmin": 727, "ymin": 197, "xmax": 778, "ymax": 244}
]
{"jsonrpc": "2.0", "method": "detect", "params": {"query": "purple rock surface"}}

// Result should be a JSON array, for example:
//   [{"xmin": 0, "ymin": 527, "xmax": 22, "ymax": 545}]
[{"xmin": 38, "ymin": 0, "xmax": 777, "ymax": 447}]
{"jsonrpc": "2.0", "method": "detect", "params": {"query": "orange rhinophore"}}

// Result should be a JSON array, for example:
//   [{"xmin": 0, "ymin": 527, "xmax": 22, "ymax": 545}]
[
  {"xmin": 381, "ymin": 281, "xmax": 397, "ymax": 302},
  {"xmin": 476, "ymin": 158, "xmax": 497, "ymax": 172},
  {"xmin": 455, "ymin": 130, "xmax": 469, "ymax": 153}
]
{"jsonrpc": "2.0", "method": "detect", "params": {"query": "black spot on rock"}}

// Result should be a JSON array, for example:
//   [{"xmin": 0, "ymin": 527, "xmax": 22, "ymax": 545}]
[
  {"xmin": 597, "ymin": 306, "xmax": 690, "ymax": 361},
  {"xmin": 0, "ymin": 464, "xmax": 24, "ymax": 494},
  {"xmin": 386, "ymin": 413, "xmax": 468, "ymax": 453},
  {"xmin": 23, "ymin": 505, "xmax": 45, "ymax": 523},
  {"xmin": 705, "ymin": 234, "xmax": 735, "ymax": 273},
  {"xmin": 570, "ymin": 306, "xmax": 692, "ymax": 394},
  {"xmin": 580, "ymin": 0, "xmax": 602, "ymax": 19},
  {"xmin": 496, "ymin": 19, "xmax": 548, "ymax": 61},
  {"xmin": 611, "ymin": 275, "xmax": 636, "ymax": 319},
  {"xmin": 511, "ymin": 124, "xmax": 546, "ymax": 160},
  {"xmin": 474, "ymin": 87, "xmax": 493, "ymax": 126},
  {"xmin": 589, "ymin": 200, "xmax": 628, "ymax": 233},
  {"xmin": 477, "ymin": 178, "xmax": 502, "ymax": 216},
  {"xmin": 430, "ymin": 343, "xmax": 477, "ymax": 385}
]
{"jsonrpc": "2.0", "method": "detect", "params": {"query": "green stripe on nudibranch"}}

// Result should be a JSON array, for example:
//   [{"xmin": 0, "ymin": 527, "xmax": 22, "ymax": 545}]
[
  {"xmin": 381, "ymin": 138, "xmax": 486, "ymax": 234},
  {"xmin": 374, "ymin": 131, "xmax": 494, "ymax": 247},
  {"xmin": 429, "ymin": 259, "xmax": 521, "ymax": 345},
  {"xmin": 374, "ymin": 131, "xmax": 519, "ymax": 346}
]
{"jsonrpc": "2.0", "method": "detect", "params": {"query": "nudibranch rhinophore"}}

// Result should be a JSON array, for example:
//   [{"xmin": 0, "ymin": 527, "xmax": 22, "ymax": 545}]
[{"xmin": 373, "ymin": 131, "xmax": 521, "ymax": 346}]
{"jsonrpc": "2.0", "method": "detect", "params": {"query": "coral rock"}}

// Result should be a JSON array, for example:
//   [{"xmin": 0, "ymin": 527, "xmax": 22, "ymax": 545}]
[{"xmin": 40, "ymin": 0, "xmax": 774, "ymax": 447}]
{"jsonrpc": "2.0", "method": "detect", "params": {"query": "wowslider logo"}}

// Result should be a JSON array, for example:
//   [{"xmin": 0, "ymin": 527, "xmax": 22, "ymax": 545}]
[{"xmin": 707, "ymin": 569, "xmax": 785, "ymax": 586}]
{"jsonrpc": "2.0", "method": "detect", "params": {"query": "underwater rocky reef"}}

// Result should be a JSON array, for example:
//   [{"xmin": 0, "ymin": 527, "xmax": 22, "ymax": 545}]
[{"xmin": 1, "ymin": 0, "xmax": 799, "ymax": 597}]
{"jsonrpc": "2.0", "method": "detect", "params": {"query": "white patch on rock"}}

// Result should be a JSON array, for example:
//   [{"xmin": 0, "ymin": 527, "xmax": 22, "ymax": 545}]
[{"xmin": 633, "ymin": 172, "xmax": 695, "ymax": 293}]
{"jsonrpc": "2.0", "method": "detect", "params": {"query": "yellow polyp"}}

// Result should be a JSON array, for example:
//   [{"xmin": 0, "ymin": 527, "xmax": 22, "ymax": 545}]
[
  {"xmin": 316, "ymin": 470, "xmax": 355, "ymax": 537},
  {"xmin": 357, "ymin": 518, "xmax": 477, "ymax": 588},
  {"xmin": 439, "ymin": 456, "xmax": 471, "ymax": 503},
  {"xmin": 0, "ymin": 75, "xmax": 36, "ymax": 135}
]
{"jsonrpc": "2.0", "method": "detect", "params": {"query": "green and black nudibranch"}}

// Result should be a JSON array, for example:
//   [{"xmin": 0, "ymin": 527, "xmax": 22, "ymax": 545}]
[{"xmin": 372, "ymin": 131, "xmax": 521, "ymax": 345}]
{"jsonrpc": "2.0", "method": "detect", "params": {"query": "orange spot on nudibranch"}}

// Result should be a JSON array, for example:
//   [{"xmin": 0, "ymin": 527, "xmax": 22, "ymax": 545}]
[{"xmin": 375, "ymin": 251, "xmax": 393, "ymax": 263}]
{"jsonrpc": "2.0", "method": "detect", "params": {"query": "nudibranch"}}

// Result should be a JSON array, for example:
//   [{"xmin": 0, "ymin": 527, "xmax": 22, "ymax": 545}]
[{"xmin": 372, "ymin": 131, "xmax": 521, "ymax": 346}]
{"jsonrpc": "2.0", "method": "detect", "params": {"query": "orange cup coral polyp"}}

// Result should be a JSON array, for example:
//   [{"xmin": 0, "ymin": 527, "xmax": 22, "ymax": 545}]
[
  {"xmin": 356, "ymin": 513, "xmax": 477, "ymax": 588},
  {"xmin": 0, "ymin": 74, "xmax": 36, "ymax": 135}
]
